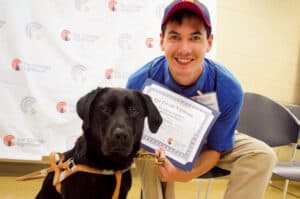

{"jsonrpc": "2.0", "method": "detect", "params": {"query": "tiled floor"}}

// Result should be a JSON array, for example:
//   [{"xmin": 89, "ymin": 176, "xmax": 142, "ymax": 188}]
[{"xmin": 0, "ymin": 174, "xmax": 299, "ymax": 199}]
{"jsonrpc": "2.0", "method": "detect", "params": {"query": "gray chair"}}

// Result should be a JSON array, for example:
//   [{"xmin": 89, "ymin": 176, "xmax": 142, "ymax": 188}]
[
  {"xmin": 274, "ymin": 104, "xmax": 300, "ymax": 197},
  {"xmin": 237, "ymin": 92, "xmax": 300, "ymax": 199},
  {"xmin": 285, "ymin": 104, "xmax": 300, "ymax": 120},
  {"xmin": 286, "ymin": 104, "xmax": 300, "ymax": 151}
]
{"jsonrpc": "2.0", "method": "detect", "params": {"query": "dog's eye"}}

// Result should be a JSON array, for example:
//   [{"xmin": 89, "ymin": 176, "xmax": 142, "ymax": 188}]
[
  {"xmin": 128, "ymin": 106, "xmax": 139, "ymax": 116},
  {"xmin": 99, "ymin": 105, "xmax": 112, "ymax": 114}
]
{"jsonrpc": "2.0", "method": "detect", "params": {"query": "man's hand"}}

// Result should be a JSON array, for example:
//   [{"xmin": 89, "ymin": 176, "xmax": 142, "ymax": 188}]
[
  {"xmin": 154, "ymin": 147, "xmax": 221, "ymax": 182},
  {"xmin": 154, "ymin": 147, "xmax": 192, "ymax": 182}
]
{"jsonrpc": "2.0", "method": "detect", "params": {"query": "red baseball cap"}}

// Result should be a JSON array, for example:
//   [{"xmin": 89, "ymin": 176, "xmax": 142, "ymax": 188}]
[{"xmin": 162, "ymin": 0, "xmax": 211, "ymax": 29}]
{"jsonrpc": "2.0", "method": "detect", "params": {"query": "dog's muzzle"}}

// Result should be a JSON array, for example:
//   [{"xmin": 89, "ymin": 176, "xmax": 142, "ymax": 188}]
[{"xmin": 102, "ymin": 127, "xmax": 134, "ymax": 157}]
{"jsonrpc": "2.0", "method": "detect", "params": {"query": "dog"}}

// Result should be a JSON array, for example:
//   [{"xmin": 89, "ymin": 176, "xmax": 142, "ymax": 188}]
[{"xmin": 36, "ymin": 87, "xmax": 162, "ymax": 199}]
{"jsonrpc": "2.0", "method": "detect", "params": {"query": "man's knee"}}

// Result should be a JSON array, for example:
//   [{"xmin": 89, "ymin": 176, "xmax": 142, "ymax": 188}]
[
  {"xmin": 237, "ymin": 133, "xmax": 277, "ymax": 170},
  {"xmin": 251, "ymin": 145, "xmax": 277, "ymax": 172}
]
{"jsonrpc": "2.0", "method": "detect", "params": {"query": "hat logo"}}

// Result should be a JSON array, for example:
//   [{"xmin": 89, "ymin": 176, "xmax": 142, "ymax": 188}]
[{"xmin": 181, "ymin": 0, "xmax": 195, "ymax": 2}]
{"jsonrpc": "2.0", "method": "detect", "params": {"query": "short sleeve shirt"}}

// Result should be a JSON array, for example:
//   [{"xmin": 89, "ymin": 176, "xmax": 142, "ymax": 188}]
[{"xmin": 126, "ymin": 56, "xmax": 243, "ymax": 152}]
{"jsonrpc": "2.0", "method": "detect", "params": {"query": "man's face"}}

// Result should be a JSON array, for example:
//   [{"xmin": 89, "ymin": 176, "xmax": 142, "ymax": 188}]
[{"xmin": 160, "ymin": 16, "xmax": 213, "ymax": 86}]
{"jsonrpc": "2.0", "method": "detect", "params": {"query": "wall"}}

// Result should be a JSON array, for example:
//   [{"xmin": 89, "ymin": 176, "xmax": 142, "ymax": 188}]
[{"xmin": 216, "ymin": 0, "xmax": 300, "ymax": 104}]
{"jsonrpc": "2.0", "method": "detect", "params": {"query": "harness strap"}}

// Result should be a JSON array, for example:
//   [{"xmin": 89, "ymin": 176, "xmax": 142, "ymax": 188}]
[
  {"xmin": 16, "ymin": 151, "xmax": 162, "ymax": 181},
  {"xmin": 16, "ymin": 167, "xmax": 53, "ymax": 181},
  {"xmin": 16, "ymin": 151, "xmax": 163, "ymax": 198},
  {"xmin": 49, "ymin": 152, "xmax": 65, "ymax": 192},
  {"xmin": 112, "ymin": 171, "xmax": 122, "ymax": 199}
]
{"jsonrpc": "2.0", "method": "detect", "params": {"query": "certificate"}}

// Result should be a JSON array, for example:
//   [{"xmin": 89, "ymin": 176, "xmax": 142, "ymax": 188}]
[{"xmin": 141, "ymin": 79, "xmax": 220, "ymax": 171}]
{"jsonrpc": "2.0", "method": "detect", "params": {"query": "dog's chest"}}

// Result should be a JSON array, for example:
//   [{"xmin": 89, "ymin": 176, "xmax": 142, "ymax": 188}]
[{"xmin": 60, "ymin": 171, "xmax": 132, "ymax": 199}]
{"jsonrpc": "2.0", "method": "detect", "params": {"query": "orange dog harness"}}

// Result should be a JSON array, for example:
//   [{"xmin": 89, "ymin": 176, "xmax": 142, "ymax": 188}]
[
  {"xmin": 17, "ymin": 151, "xmax": 163, "ymax": 199},
  {"xmin": 17, "ymin": 152, "xmax": 129, "ymax": 199}
]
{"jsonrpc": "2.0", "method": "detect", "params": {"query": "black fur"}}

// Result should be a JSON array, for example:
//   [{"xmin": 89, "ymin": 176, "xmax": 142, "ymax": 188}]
[{"xmin": 36, "ymin": 87, "xmax": 162, "ymax": 199}]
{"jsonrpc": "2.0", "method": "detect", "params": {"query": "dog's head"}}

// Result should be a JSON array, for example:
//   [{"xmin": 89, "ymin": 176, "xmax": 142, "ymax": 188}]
[{"xmin": 76, "ymin": 87, "xmax": 162, "ymax": 163}]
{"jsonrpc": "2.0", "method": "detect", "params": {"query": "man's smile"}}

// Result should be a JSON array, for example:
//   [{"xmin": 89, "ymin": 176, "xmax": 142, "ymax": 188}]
[{"xmin": 175, "ymin": 57, "xmax": 194, "ymax": 65}]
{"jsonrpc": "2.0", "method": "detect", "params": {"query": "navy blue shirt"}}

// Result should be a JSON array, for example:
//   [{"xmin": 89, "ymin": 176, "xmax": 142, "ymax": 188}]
[{"xmin": 126, "ymin": 56, "xmax": 243, "ymax": 152}]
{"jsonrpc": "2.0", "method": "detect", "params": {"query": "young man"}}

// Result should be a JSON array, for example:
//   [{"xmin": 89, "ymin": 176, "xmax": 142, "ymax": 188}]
[{"xmin": 126, "ymin": 1, "xmax": 276, "ymax": 199}]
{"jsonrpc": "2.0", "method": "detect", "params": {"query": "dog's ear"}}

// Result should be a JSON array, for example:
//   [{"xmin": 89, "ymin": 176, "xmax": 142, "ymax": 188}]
[
  {"xmin": 137, "ymin": 92, "xmax": 163, "ymax": 133},
  {"xmin": 76, "ymin": 87, "xmax": 101, "ymax": 131}
]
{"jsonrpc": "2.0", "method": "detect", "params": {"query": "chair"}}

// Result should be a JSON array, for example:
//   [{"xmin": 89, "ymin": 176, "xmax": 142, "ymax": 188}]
[
  {"xmin": 196, "ymin": 93, "xmax": 300, "ymax": 199},
  {"xmin": 285, "ymin": 104, "xmax": 300, "ymax": 120},
  {"xmin": 237, "ymin": 92, "xmax": 300, "ymax": 199},
  {"xmin": 274, "ymin": 104, "xmax": 300, "ymax": 198}
]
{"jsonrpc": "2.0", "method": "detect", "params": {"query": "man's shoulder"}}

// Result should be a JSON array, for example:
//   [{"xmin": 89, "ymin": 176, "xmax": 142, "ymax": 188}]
[
  {"xmin": 126, "ymin": 66, "xmax": 149, "ymax": 90},
  {"xmin": 126, "ymin": 56, "xmax": 166, "ymax": 90},
  {"xmin": 205, "ymin": 59, "xmax": 243, "ymax": 103},
  {"xmin": 209, "ymin": 60, "xmax": 242, "ymax": 91}
]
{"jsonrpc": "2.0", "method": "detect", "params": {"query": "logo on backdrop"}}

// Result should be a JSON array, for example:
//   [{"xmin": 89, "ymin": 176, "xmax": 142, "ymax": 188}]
[
  {"xmin": 71, "ymin": 64, "xmax": 87, "ymax": 82},
  {"xmin": 3, "ymin": 134, "xmax": 44, "ymax": 147},
  {"xmin": 26, "ymin": 22, "xmax": 45, "ymax": 40},
  {"xmin": 11, "ymin": 58, "xmax": 21, "ymax": 71},
  {"xmin": 108, "ymin": 0, "xmax": 117, "ymax": 11},
  {"xmin": 11, "ymin": 58, "xmax": 51, "ymax": 73},
  {"xmin": 61, "ymin": 29, "xmax": 71, "ymax": 41},
  {"xmin": 21, "ymin": 96, "xmax": 37, "ymax": 115},
  {"xmin": 56, "ymin": 101, "xmax": 67, "ymax": 113},
  {"xmin": 61, "ymin": 29, "xmax": 99, "ymax": 43},
  {"xmin": 145, "ymin": 38, "xmax": 154, "ymax": 48},
  {"xmin": 3, "ymin": 134, "xmax": 15, "ymax": 147},
  {"xmin": 118, "ymin": 33, "xmax": 133, "ymax": 50},
  {"xmin": 0, "ymin": 20, "xmax": 5, "ymax": 29},
  {"xmin": 108, "ymin": 0, "xmax": 145, "ymax": 13},
  {"xmin": 104, "ymin": 68, "xmax": 130, "ymax": 80},
  {"xmin": 74, "ymin": 0, "xmax": 90, "ymax": 12},
  {"xmin": 105, "ymin": 68, "xmax": 114, "ymax": 80},
  {"xmin": 145, "ymin": 37, "xmax": 160, "ymax": 48},
  {"xmin": 56, "ymin": 101, "xmax": 76, "ymax": 113}
]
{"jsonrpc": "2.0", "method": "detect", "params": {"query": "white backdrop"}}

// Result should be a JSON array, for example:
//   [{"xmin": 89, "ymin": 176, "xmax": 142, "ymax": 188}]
[{"xmin": 0, "ymin": 0, "xmax": 217, "ymax": 160}]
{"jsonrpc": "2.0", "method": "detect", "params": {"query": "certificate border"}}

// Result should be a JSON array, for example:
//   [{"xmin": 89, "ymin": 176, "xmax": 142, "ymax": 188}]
[{"xmin": 141, "ymin": 79, "xmax": 220, "ymax": 171}]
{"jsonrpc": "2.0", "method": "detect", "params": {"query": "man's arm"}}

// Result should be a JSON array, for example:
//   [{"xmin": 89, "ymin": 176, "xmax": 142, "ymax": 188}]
[{"xmin": 154, "ymin": 147, "xmax": 221, "ymax": 182}]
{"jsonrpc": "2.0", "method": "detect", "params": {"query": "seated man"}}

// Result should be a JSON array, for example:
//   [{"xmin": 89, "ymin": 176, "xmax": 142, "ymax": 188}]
[{"xmin": 126, "ymin": 1, "xmax": 277, "ymax": 199}]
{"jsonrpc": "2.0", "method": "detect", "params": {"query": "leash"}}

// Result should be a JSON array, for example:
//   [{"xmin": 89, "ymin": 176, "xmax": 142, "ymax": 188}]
[
  {"xmin": 135, "ymin": 151, "xmax": 164, "ymax": 165},
  {"xmin": 16, "ymin": 151, "xmax": 163, "ymax": 199}
]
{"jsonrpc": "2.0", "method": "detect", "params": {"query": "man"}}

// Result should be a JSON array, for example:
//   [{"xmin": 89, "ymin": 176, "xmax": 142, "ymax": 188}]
[{"xmin": 126, "ymin": 1, "xmax": 276, "ymax": 199}]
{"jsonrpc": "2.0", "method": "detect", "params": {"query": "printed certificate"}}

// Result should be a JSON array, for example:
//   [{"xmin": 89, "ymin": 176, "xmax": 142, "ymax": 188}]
[{"xmin": 141, "ymin": 79, "xmax": 220, "ymax": 171}]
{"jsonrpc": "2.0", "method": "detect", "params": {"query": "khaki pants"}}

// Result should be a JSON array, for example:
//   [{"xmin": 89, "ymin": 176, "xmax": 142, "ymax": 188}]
[{"xmin": 135, "ymin": 132, "xmax": 277, "ymax": 199}]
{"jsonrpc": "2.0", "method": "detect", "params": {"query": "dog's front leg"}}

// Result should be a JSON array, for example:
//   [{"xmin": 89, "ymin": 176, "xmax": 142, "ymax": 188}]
[{"xmin": 35, "ymin": 173, "xmax": 62, "ymax": 199}]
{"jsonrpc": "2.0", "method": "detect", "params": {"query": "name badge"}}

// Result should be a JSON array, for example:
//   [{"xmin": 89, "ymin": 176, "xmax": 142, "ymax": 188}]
[{"xmin": 191, "ymin": 92, "xmax": 219, "ymax": 111}]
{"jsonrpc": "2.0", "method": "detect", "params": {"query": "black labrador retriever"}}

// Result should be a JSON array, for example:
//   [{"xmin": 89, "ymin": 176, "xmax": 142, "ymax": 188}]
[{"xmin": 36, "ymin": 87, "xmax": 162, "ymax": 199}]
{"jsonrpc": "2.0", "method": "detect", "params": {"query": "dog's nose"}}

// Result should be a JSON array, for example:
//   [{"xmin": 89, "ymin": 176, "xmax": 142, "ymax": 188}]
[{"xmin": 113, "ymin": 128, "xmax": 128, "ymax": 143}]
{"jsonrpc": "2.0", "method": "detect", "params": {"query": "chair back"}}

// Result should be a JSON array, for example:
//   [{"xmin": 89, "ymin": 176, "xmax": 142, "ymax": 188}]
[
  {"xmin": 285, "ymin": 104, "xmax": 300, "ymax": 124},
  {"xmin": 237, "ymin": 92, "xmax": 299, "ymax": 147}
]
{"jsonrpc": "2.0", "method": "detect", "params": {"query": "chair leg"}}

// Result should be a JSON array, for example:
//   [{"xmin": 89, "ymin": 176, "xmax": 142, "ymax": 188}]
[
  {"xmin": 282, "ymin": 179, "xmax": 289, "ymax": 199},
  {"xmin": 140, "ymin": 189, "xmax": 143, "ymax": 199},
  {"xmin": 197, "ymin": 179, "xmax": 214, "ymax": 199},
  {"xmin": 204, "ymin": 179, "xmax": 213, "ymax": 199},
  {"xmin": 196, "ymin": 180, "xmax": 202, "ymax": 199}
]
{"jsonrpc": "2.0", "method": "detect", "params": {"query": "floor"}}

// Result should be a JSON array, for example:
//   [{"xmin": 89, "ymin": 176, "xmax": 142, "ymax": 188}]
[
  {"xmin": 1, "ymin": 145, "xmax": 299, "ymax": 198},
  {"xmin": 0, "ymin": 174, "xmax": 299, "ymax": 199}
]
